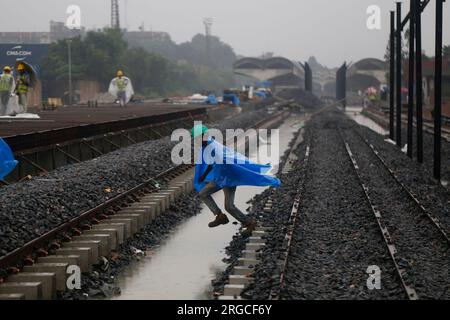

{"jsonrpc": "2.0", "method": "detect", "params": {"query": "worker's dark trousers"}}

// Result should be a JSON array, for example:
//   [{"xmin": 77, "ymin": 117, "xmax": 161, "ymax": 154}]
[
  {"xmin": 0, "ymin": 91, "xmax": 10, "ymax": 116},
  {"xmin": 18, "ymin": 93, "xmax": 27, "ymax": 113},
  {"xmin": 199, "ymin": 181, "xmax": 251, "ymax": 225}
]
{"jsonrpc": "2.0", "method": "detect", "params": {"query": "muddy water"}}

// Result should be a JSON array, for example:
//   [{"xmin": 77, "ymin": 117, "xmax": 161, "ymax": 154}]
[
  {"xmin": 110, "ymin": 116, "xmax": 304, "ymax": 300},
  {"xmin": 345, "ymin": 106, "xmax": 389, "ymax": 135}
]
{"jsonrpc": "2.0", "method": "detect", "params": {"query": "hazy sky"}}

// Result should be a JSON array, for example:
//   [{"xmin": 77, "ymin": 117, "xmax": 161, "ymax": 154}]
[{"xmin": 0, "ymin": 0, "xmax": 448, "ymax": 68}]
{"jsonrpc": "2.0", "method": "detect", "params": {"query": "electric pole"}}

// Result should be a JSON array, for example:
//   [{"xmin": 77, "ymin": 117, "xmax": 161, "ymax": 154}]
[
  {"xmin": 68, "ymin": 39, "xmax": 72, "ymax": 106},
  {"xmin": 111, "ymin": 0, "xmax": 120, "ymax": 29},
  {"xmin": 203, "ymin": 18, "xmax": 213, "ymax": 67}
]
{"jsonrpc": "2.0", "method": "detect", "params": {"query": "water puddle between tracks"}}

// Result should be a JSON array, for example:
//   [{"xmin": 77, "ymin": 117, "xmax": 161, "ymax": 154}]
[
  {"xmin": 345, "ymin": 106, "xmax": 389, "ymax": 136},
  {"xmin": 108, "ymin": 116, "xmax": 304, "ymax": 300}
]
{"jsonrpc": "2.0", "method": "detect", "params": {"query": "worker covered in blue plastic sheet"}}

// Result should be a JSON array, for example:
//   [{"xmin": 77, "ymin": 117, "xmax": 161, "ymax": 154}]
[
  {"xmin": 222, "ymin": 90, "xmax": 240, "ymax": 106},
  {"xmin": 204, "ymin": 94, "xmax": 218, "ymax": 105},
  {"xmin": 0, "ymin": 137, "xmax": 18, "ymax": 180},
  {"xmin": 192, "ymin": 125, "xmax": 280, "ymax": 237}
]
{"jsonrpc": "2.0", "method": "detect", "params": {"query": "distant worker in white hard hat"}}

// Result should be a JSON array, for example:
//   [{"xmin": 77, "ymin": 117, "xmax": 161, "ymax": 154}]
[
  {"xmin": 14, "ymin": 63, "xmax": 31, "ymax": 114},
  {"xmin": 109, "ymin": 70, "xmax": 134, "ymax": 107},
  {"xmin": 0, "ymin": 66, "xmax": 15, "ymax": 116}
]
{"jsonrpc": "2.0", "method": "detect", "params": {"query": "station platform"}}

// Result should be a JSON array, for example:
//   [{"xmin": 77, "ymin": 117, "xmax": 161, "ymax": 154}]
[{"xmin": 0, "ymin": 103, "xmax": 207, "ymax": 137}]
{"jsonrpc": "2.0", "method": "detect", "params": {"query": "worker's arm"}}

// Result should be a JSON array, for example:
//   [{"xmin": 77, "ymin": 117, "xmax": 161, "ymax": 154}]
[
  {"xmin": 19, "ymin": 75, "xmax": 30, "ymax": 86},
  {"xmin": 10, "ymin": 77, "xmax": 15, "ymax": 96},
  {"xmin": 199, "ymin": 165, "xmax": 213, "ymax": 183},
  {"xmin": 23, "ymin": 77, "xmax": 30, "ymax": 86}
]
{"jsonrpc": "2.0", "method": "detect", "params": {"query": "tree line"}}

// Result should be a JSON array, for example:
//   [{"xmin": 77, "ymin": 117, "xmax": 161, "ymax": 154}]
[{"xmin": 40, "ymin": 28, "xmax": 236, "ymax": 99}]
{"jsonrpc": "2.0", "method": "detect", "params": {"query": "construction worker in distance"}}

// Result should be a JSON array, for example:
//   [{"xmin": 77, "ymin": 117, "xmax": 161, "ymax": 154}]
[
  {"xmin": 192, "ymin": 124, "xmax": 281, "ymax": 237},
  {"xmin": 109, "ymin": 70, "xmax": 134, "ymax": 107},
  {"xmin": 0, "ymin": 66, "xmax": 15, "ymax": 116},
  {"xmin": 14, "ymin": 63, "xmax": 31, "ymax": 114}
]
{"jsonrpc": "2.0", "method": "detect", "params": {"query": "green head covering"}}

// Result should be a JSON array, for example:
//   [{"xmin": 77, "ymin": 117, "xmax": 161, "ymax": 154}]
[{"xmin": 191, "ymin": 124, "xmax": 209, "ymax": 138}]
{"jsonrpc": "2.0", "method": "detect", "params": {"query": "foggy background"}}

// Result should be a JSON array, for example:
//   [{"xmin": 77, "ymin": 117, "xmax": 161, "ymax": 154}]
[{"xmin": 0, "ymin": 0, "xmax": 448, "ymax": 67}]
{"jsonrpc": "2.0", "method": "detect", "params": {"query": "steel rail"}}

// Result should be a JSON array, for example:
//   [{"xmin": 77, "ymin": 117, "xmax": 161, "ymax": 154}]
[
  {"xmin": 338, "ymin": 129, "xmax": 419, "ymax": 300},
  {"xmin": 350, "ymin": 125, "xmax": 450, "ymax": 245},
  {"xmin": 0, "ymin": 164, "xmax": 191, "ymax": 270},
  {"xmin": 337, "ymin": 105, "xmax": 450, "ymax": 244},
  {"xmin": 270, "ymin": 145, "xmax": 310, "ymax": 300},
  {"xmin": 267, "ymin": 101, "xmax": 352, "ymax": 299},
  {"xmin": 0, "ymin": 110, "xmax": 288, "ymax": 274}
]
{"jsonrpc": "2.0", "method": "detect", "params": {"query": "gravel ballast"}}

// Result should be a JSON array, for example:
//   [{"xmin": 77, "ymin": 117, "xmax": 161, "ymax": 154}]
[
  {"xmin": 215, "ymin": 108, "xmax": 450, "ymax": 300},
  {"xmin": 342, "ymin": 126, "xmax": 450, "ymax": 299},
  {"xmin": 0, "ymin": 110, "xmax": 269, "ymax": 258},
  {"xmin": 60, "ymin": 192, "xmax": 202, "ymax": 300}
]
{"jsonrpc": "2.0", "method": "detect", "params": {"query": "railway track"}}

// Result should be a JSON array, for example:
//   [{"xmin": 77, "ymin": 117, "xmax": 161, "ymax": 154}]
[
  {"xmin": 339, "ymin": 123, "xmax": 450, "ymax": 300},
  {"xmin": 219, "ymin": 107, "xmax": 449, "ymax": 300},
  {"xmin": 338, "ymin": 128, "xmax": 418, "ymax": 300},
  {"xmin": 0, "ymin": 164, "xmax": 194, "ymax": 300},
  {"xmin": 1, "ymin": 108, "xmax": 208, "ymax": 185},
  {"xmin": 0, "ymin": 110, "xmax": 288, "ymax": 300},
  {"xmin": 349, "ymin": 125, "xmax": 450, "ymax": 244},
  {"xmin": 269, "ymin": 144, "xmax": 310, "ymax": 300},
  {"xmin": 219, "ymin": 118, "xmax": 309, "ymax": 300}
]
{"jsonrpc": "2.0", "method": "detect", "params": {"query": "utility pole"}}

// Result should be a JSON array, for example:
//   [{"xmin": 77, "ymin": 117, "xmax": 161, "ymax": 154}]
[
  {"xmin": 396, "ymin": 2, "xmax": 402, "ymax": 147},
  {"xmin": 304, "ymin": 62, "xmax": 313, "ymax": 93},
  {"xmin": 203, "ymin": 18, "xmax": 213, "ymax": 67},
  {"xmin": 336, "ymin": 63, "xmax": 347, "ymax": 109},
  {"xmin": 111, "ymin": 0, "xmax": 120, "ymax": 29},
  {"xmin": 407, "ymin": 0, "xmax": 415, "ymax": 158},
  {"xmin": 415, "ymin": 0, "xmax": 423, "ymax": 163},
  {"xmin": 68, "ymin": 39, "xmax": 72, "ymax": 106},
  {"xmin": 389, "ymin": 11, "xmax": 395, "ymax": 141},
  {"xmin": 434, "ymin": 0, "xmax": 444, "ymax": 180},
  {"xmin": 124, "ymin": 0, "xmax": 128, "ymax": 30}
]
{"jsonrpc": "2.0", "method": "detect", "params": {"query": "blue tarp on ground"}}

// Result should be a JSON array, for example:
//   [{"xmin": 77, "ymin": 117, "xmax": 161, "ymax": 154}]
[
  {"xmin": 194, "ymin": 139, "xmax": 281, "ymax": 192},
  {"xmin": 223, "ymin": 93, "xmax": 240, "ymax": 106},
  {"xmin": 204, "ymin": 95, "xmax": 218, "ymax": 105},
  {"xmin": 254, "ymin": 91, "xmax": 267, "ymax": 99},
  {"xmin": 0, "ymin": 138, "xmax": 18, "ymax": 179}
]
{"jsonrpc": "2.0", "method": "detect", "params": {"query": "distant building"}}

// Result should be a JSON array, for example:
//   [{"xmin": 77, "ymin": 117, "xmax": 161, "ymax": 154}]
[
  {"xmin": 0, "ymin": 23, "xmax": 173, "ymax": 105},
  {"xmin": 422, "ymin": 58, "xmax": 450, "ymax": 118},
  {"xmin": 0, "ymin": 21, "xmax": 170, "ymax": 46},
  {"xmin": 347, "ymin": 58, "xmax": 388, "ymax": 92},
  {"xmin": 402, "ymin": 58, "xmax": 450, "ymax": 118},
  {"xmin": 124, "ymin": 30, "xmax": 171, "ymax": 44},
  {"xmin": 0, "ymin": 21, "xmax": 85, "ymax": 44},
  {"xmin": 0, "ymin": 21, "xmax": 88, "ymax": 107},
  {"xmin": 0, "ymin": 43, "xmax": 50, "ymax": 108},
  {"xmin": 234, "ymin": 57, "xmax": 305, "ymax": 93},
  {"xmin": 0, "ymin": 31, "xmax": 50, "ymax": 44},
  {"xmin": 49, "ymin": 21, "xmax": 85, "ymax": 42}
]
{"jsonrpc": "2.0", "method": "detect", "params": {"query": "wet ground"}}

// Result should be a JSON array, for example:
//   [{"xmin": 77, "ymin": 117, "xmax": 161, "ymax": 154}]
[
  {"xmin": 345, "ymin": 106, "xmax": 389, "ymax": 135},
  {"xmin": 110, "ymin": 116, "xmax": 305, "ymax": 300}
]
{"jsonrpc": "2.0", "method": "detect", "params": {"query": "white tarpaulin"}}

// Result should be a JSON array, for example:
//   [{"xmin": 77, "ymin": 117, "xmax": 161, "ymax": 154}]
[
  {"xmin": 0, "ymin": 112, "xmax": 40, "ymax": 119},
  {"xmin": 3, "ymin": 93, "xmax": 25, "ymax": 115},
  {"xmin": 4, "ymin": 61, "xmax": 39, "ymax": 115},
  {"xmin": 108, "ymin": 77, "xmax": 134, "ymax": 104}
]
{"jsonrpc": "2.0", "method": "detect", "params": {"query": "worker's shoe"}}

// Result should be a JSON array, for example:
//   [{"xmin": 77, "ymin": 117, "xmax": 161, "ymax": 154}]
[
  {"xmin": 208, "ymin": 213, "xmax": 230, "ymax": 228},
  {"xmin": 241, "ymin": 219, "xmax": 257, "ymax": 237}
]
